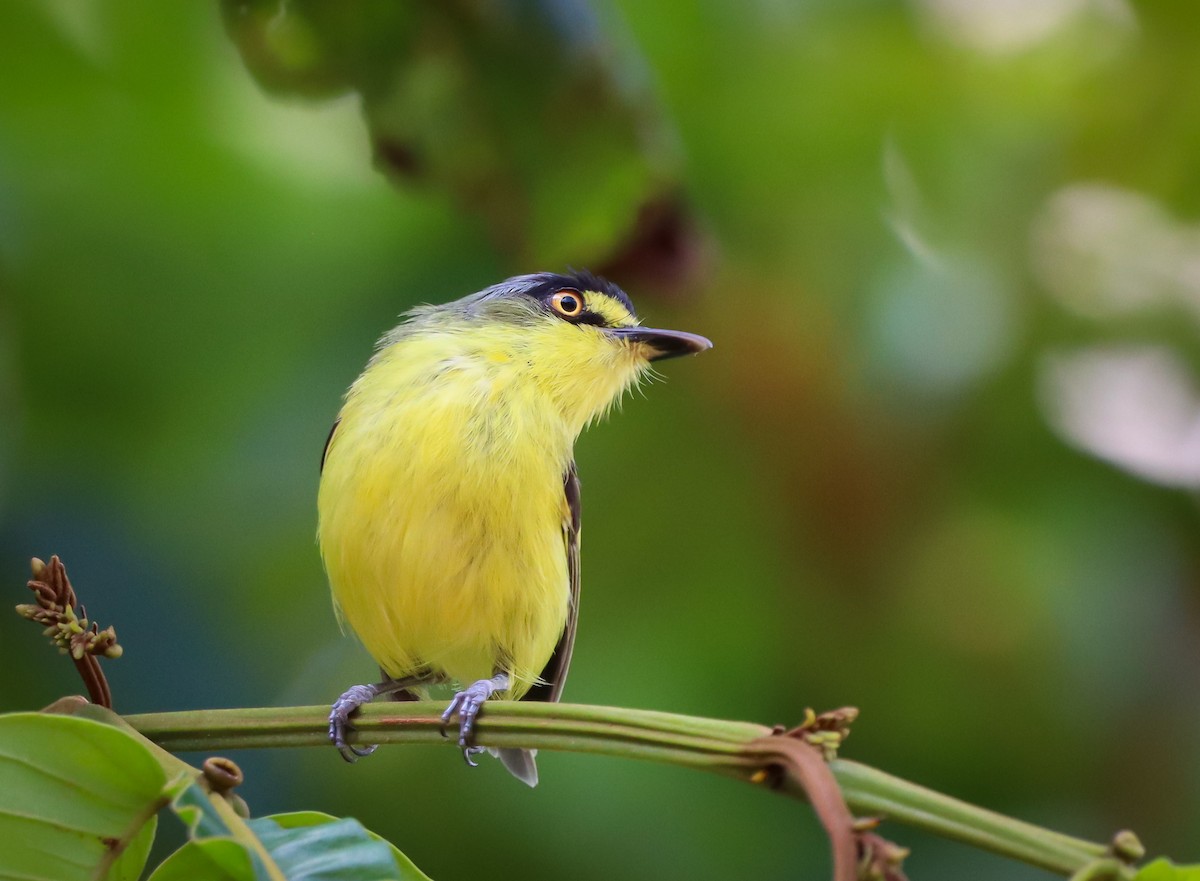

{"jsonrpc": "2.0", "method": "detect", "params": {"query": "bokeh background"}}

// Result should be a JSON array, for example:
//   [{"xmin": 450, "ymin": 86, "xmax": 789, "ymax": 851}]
[{"xmin": 3, "ymin": 1, "xmax": 1199, "ymax": 878}]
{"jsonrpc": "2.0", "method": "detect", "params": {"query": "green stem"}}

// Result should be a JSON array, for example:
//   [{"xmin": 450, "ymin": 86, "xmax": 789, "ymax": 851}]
[
  {"xmin": 830, "ymin": 761, "xmax": 1106, "ymax": 875},
  {"xmin": 123, "ymin": 701, "xmax": 1116, "ymax": 877}
]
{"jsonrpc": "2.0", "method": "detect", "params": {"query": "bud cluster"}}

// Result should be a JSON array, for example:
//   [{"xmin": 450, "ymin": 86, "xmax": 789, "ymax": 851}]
[{"xmin": 16, "ymin": 556, "xmax": 123, "ymax": 661}]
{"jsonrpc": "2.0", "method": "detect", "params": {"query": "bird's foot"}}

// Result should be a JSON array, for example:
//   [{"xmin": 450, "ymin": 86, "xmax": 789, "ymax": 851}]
[
  {"xmin": 440, "ymin": 674, "xmax": 508, "ymax": 767},
  {"xmin": 329, "ymin": 683, "xmax": 382, "ymax": 762}
]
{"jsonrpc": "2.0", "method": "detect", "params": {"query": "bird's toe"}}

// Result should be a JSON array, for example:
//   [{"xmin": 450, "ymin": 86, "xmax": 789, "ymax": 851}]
[{"xmin": 329, "ymin": 683, "xmax": 381, "ymax": 763}]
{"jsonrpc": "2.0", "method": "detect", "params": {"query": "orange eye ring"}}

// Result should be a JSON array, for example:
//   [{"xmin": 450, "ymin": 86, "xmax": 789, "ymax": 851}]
[{"xmin": 550, "ymin": 290, "xmax": 584, "ymax": 317}]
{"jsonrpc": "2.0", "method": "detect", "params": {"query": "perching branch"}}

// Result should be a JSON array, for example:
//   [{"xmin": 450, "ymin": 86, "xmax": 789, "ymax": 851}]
[
  {"xmin": 18, "ymin": 555, "xmax": 1148, "ymax": 881},
  {"xmin": 120, "ymin": 701, "xmax": 1137, "ymax": 878}
]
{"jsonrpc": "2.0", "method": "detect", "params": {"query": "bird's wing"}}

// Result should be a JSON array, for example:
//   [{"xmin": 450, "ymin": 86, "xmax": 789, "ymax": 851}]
[
  {"xmin": 525, "ymin": 460, "xmax": 581, "ymax": 703},
  {"xmin": 320, "ymin": 418, "xmax": 340, "ymax": 473}
]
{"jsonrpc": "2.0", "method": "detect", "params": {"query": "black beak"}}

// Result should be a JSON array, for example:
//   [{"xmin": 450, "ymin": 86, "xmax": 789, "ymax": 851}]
[{"xmin": 606, "ymin": 327, "xmax": 713, "ymax": 361}]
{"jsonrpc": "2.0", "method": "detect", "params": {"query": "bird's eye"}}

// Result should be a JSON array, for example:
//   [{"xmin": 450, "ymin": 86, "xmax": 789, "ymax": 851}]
[{"xmin": 551, "ymin": 291, "xmax": 584, "ymax": 317}]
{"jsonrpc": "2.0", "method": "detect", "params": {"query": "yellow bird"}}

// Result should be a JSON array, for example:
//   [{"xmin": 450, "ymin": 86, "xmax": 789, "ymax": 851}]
[{"xmin": 318, "ymin": 271, "xmax": 711, "ymax": 785}]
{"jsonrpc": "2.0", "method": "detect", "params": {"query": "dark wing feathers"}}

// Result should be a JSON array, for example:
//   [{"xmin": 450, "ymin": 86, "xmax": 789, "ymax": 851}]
[
  {"xmin": 524, "ymin": 460, "xmax": 581, "ymax": 703},
  {"xmin": 320, "ymin": 418, "xmax": 340, "ymax": 473}
]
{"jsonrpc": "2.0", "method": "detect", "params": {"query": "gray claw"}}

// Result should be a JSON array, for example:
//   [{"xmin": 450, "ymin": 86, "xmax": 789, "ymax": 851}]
[
  {"xmin": 462, "ymin": 745, "xmax": 485, "ymax": 767},
  {"xmin": 338, "ymin": 742, "xmax": 378, "ymax": 762},
  {"xmin": 330, "ymin": 683, "xmax": 381, "ymax": 762},
  {"xmin": 441, "ymin": 678, "xmax": 500, "ymax": 764}
]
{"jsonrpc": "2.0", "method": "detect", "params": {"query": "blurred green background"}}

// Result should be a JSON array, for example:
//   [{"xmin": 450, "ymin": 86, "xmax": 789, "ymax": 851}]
[{"xmin": 3, "ymin": 0, "xmax": 1199, "ymax": 878}]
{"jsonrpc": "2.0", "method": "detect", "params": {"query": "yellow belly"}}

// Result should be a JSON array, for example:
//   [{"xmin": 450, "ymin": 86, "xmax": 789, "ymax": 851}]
[{"xmin": 317, "ymin": 338, "xmax": 573, "ymax": 697}]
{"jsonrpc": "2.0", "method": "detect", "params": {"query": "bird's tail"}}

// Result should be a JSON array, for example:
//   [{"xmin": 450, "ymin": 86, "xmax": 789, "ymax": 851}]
[{"xmin": 495, "ymin": 747, "xmax": 539, "ymax": 787}]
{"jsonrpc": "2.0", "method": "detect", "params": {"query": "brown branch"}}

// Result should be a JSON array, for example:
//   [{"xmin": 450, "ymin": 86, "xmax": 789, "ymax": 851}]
[
  {"xmin": 744, "ymin": 708, "xmax": 896, "ymax": 881},
  {"xmin": 747, "ymin": 733, "xmax": 858, "ymax": 881},
  {"xmin": 741, "ymin": 709, "xmax": 912, "ymax": 881}
]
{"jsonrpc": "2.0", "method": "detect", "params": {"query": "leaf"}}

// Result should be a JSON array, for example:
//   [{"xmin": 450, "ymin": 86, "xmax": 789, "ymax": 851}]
[
  {"xmin": 265, "ymin": 812, "xmax": 433, "ymax": 881},
  {"xmin": 105, "ymin": 813, "xmax": 158, "ymax": 881},
  {"xmin": 171, "ymin": 778, "xmax": 246, "ymax": 840},
  {"xmin": 45, "ymin": 699, "xmax": 192, "ymax": 782},
  {"xmin": 149, "ymin": 806, "xmax": 427, "ymax": 881},
  {"xmin": 147, "ymin": 839, "xmax": 255, "ymax": 881},
  {"xmin": 0, "ymin": 712, "xmax": 167, "ymax": 881},
  {"xmin": 1135, "ymin": 860, "xmax": 1200, "ymax": 881},
  {"xmin": 162, "ymin": 780, "xmax": 278, "ymax": 881},
  {"xmin": 64, "ymin": 702, "xmax": 422, "ymax": 880},
  {"xmin": 246, "ymin": 814, "xmax": 420, "ymax": 881}
]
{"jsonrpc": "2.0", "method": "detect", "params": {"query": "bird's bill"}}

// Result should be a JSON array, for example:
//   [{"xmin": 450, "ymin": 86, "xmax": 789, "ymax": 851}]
[{"xmin": 605, "ymin": 327, "xmax": 713, "ymax": 361}]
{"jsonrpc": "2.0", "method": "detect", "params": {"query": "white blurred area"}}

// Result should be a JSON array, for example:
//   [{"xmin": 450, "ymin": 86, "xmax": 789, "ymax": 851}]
[
  {"xmin": 913, "ymin": 0, "xmax": 1135, "ymax": 55},
  {"xmin": 1034, "ymin": 183, "xmax": 1200, "ymax": 487},
  {"xmin": 1041, "ymin": 347, "xmax": 1200, "ymax": 488},
  {"xmin": 1033, "ymin": 184, "xmax": 1200, "ymax": 320}
]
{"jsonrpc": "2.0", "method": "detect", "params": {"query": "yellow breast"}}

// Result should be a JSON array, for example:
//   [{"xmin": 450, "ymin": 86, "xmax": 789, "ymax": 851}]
[{"xmin": 317, "ymin": 318, "xmax": 642, "ymax": 696}]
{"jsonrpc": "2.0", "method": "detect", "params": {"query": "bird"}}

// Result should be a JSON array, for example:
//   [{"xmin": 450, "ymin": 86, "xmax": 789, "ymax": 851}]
[{"xmin": 318, "ymin": 270, "xmax": 711, "ymax": 785}]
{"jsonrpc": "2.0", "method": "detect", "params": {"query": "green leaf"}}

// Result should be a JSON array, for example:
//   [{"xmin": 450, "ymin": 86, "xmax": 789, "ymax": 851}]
[
  {"xmin": 46, "ymin": 705, "xmax": 425, "ymax": 879},
  {"xmin": 1135, "ymin": 859, "xmax": 1200, "ymax": 881},
  {"xmin": 105, "ymin": 813, "xmax": 158, "ymax": 881},
  {"xmin": 246, "ymin": 814, "xmax": 420, "ymax": 881},
  {"xmin": 147, "ymin": 839, "xmax": 255, "ymax": 881},
  {"xmin": 171, "ymin": 778, "xmax": 244, "ymax": 840},
  {"xmin": 159, "ymin": 786, "xmax": 429, "ymax": 881},
  {"xmin": 56, "ymin": 701, "xmax": 204, "ymax": 793},
  {"xmin": 265, "ymin": 812, "xmax": 433, "ymax": 881},
  {"xmin": 164, "ymin": 779, "xmax": 277, "ymax": 880},
  {"xmin": 0, "ymin": 712, "xmax": 167, "ymax": 881}
]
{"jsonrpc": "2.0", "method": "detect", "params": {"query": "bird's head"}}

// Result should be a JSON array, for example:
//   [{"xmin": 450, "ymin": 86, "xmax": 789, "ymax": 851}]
[
  {"xmin": 472, "ymin": 269, "xmax": 711, "ymax": 360},
  {"xmin": 406, "ymin": 270, "xmax": 712, "ymax": 432}
]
